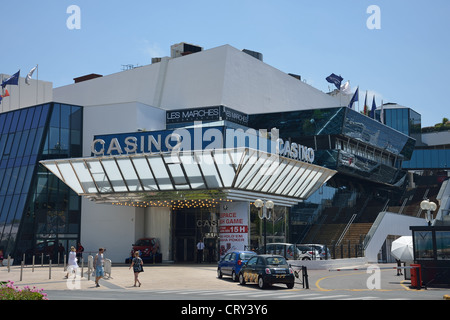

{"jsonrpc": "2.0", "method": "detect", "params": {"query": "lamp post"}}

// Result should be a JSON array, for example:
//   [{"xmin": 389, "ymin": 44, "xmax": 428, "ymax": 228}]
[
  {"xmin": 254, "ymin": 199, "xmax": 274, "ymax": 254},
  {"xmin": 420, "ymin": 199, "xmax": 437, "ymax": 226}
]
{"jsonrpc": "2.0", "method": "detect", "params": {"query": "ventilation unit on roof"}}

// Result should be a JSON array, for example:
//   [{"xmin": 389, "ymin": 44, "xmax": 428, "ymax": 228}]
[
  {"xmin": 170, "ymin": 43, "xmax": 203, "ymax": 58},
  {"xmin": 242, "ymin": 49, "xmax": 263, "ymax": 61}
]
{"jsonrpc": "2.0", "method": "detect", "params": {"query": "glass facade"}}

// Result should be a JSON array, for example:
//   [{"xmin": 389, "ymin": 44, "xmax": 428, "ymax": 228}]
[
  {"xmin": 402, "ymin": 149, "xmax": 450, "ymax": 169},
  {"xmin": 378, "ymin": 106, "xmax": 421, "ymax": 140},
  {"xmin": 250, "ymin": 107, "xmax": 415, "ymax": 186},
  {"xmin": 249, "ymin": 107, "xmax": 414, "ymax": 243},
  {"xmin": 0, "ymin": 103, "xmax": 82, "ymax": 262}
]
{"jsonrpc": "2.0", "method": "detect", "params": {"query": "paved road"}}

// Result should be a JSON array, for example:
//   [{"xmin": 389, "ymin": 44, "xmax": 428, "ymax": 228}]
[{"xmin": 1, "ymin": 262, "xmax": 449, "ymax": 301}]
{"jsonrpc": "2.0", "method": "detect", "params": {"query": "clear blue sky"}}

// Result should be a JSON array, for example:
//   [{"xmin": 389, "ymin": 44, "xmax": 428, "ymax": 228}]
[{"xmin": 1, "ymin": 0, "xmax": 449, "ymax": 127}]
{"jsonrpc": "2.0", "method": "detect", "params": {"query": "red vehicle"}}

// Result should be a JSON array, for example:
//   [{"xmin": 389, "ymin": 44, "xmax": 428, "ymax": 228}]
[{"xmin": 131, "ymin": 238, "xmax": 160, "ymax": 258}]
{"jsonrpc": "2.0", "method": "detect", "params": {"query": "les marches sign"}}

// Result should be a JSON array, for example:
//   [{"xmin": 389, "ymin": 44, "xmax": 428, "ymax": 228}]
[{"xmin": 166, "ymin": 106, "xmax": 249, "ymax": 126}]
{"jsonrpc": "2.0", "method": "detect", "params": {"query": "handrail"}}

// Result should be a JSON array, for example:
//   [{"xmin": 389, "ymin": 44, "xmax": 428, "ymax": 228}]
[{"xmin": 336, "ymin": 214, "xmax": 356, "ymax": 246}]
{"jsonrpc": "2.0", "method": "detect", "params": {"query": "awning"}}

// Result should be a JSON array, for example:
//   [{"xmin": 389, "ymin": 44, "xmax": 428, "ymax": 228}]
[{"xmin": 40, "ymin": 148, "xmax": 336, "ymax": 207}]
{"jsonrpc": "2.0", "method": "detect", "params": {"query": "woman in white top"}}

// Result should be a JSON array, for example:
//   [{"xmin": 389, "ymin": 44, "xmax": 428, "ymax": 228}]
[{"xmin": 65, "ymin": 246, "xmax": 79, "ymax": 278}]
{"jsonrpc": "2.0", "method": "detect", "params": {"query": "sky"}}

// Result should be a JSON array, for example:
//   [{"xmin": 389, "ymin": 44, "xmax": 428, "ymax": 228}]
[{"xmin": 1, "ymin": 0, "xmax": 449, "ymax": 127}]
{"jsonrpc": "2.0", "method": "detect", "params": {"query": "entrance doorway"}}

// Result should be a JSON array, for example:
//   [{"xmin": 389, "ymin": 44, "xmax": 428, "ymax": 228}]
[
  {"xmin": 176, "ymin": 237, "xmax": 195, "ymax": 262},
  {"xmin": 173, "ymin": 208, "xmax": 219, "ymax": 263}
]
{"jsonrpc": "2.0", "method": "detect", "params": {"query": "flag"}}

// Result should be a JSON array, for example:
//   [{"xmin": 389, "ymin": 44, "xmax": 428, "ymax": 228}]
[
  {"xmin": 370, "ymin": 96, "xmax": 377, "ymax": 118},
  {"xmin": 1, "ymin": 70, "xmax": 20, "ymax": 88},
  {"xmin": 326, "ymin": 73, "xmax": 343, "ymax": 90},
  {"xmin": 25, "ymin": 66, "xmax": 37, "ymax": 85},
  {"xmin": 348, "ymin": 87, "xmax": 359, "ymax": 109},
  {"xmin": 340, "ymin": 81, "xmax": 351, "ymax": 94},
  {"xmin": 0, "ymin": 89, "xmax": 9, "ymax": 104},
  {"xmin": 363, "ymin": 91, "xmax": 368, "ymax": 115}
]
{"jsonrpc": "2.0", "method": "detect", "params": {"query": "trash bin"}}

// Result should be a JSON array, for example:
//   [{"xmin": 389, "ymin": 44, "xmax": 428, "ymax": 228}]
[{"xmin": 410, "ymin": 264, "xmax": 422, "ymax": 289}]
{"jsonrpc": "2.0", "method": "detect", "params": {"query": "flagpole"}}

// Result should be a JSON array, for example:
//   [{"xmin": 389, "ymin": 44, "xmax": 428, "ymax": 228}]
[
  {"xmin": 36, "ymin": 64, "xmax": 39, "ymax": 105},
  {"xmin": 19, "ymin": 75, "xmax": 21, "ymax": 109}
]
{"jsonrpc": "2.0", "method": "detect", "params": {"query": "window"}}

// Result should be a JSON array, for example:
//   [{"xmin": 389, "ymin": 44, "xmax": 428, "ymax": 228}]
[
  {"xmin": 247, "ymin": 256, "xmax": 258, "ymax": 266},
  {"xmin": 414, "ymin": 231, "xmax": 434, "ymax": 260},
  {"xmin": 436, "ymin": 231, "xmax": 450, "ymax": 261}
]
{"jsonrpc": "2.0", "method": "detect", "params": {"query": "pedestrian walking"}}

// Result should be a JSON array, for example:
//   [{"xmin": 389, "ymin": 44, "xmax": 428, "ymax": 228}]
[
  {"xmin": 129, "ymin": 251, "xmax": 143, "ymax": 287},
  {"xmin": 196, "ymin": 239, "xmax": 204, "ymax": 263},
  {"xmin": 65, "ymin": 246, "xmax": 78, "ymax": 278},
  {"xmin": 396, "ymin": 259, "xmax": 403, "ymax": 276},
  {"xmin": 76, "ymin": 242, "xmax": 84, "ymax": 263},
  {"xmin": 93, "ymin": 248, "xmax": 106, "ymax": 287}
]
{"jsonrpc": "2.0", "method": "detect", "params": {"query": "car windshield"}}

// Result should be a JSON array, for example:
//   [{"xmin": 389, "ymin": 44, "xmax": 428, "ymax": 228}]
[
  {"xmin": 239, "ymin": 253, "xmax": 256, "ymax": 260},
  {"xmin": 266, "ymin": 256, "xmax": 288, "ymax": 266}
]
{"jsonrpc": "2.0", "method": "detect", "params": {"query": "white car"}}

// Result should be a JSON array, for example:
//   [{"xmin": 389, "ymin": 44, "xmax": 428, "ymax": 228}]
[
  {"xmin": 301, "ymin": 244, "xmax": 331, "ymax": 260},
  {"xmin": 258, "ymin": 243, "xmax": 312, "ymax": 260}
]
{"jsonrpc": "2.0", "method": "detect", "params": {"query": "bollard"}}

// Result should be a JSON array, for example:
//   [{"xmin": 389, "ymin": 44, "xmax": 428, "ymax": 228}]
[
  {"xmin": 81, "ymin": 258, "xmax": 84, "ymax": 278},
  {"xmin": 20, "ymin": 261, "xmax": 24, "ymax": 281},
  {"xmin": 7, "ymin": 255, "xmax": 11, "ymax": 273},
  {"xmin": 49, "ymin": 260, "xmax": 52, "ymax": 280},
  {"xmin": 302, "ymin": 266, "xmax": 309, "ymax": 289},
  {"xmin": 32, "ymin": 255, "xmax": 35, "ymax": 272},
  {"xmin": 41, "ymin": 253, "xmax": 43, "ymax": 266}
]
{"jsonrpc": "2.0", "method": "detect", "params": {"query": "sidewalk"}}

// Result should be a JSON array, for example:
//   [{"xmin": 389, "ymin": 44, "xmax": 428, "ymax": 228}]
[{"xmin": 0, "ymin": 263, "xmax": 244, "ymax": 291}]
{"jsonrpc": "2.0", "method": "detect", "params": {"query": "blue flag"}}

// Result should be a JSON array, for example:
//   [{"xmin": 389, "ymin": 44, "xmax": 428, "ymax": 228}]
[
  {"xmin": 370, "ymin": 96, "xmax": 377, "ymax": 118},
  {"xmin": 1, "ymin": 70, "xmax": 20, "ymax": 88},
  {"xmin": 348, "ymin": 87, "xmax": 359, "ymax": 109},
  {"xmin": 326, "ymin": 73, "xmax": 343, "ymax": 90}
]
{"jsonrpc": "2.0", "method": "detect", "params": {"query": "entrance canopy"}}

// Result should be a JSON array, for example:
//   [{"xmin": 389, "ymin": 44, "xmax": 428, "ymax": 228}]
[{"xmin": 40, "ymin": 148, "xmax": 336, "ymax": 207}]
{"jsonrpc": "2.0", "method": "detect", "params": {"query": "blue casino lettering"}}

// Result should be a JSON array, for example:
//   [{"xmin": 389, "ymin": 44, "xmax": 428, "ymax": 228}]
[{"xmin": 90, "ymin": 126, "xmax": 314, "ymax": 164}]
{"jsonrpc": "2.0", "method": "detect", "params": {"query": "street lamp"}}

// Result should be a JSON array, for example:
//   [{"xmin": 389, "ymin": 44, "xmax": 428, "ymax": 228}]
[
  {"xmin": 420, "ymin": 199, "xmax": 437, "ymax": 226},
  {"xmin": 254, "ymin": 199, "xmax": 274, "ymax": 253}
]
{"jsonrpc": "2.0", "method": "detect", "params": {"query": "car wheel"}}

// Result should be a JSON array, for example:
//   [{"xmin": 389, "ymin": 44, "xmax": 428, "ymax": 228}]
[
  {"xmin": 286, "ymin": 282, "xmax": 294, "ymax": 289},
  {"xmin": 239, "ymin": 273, "xmax": 246, "ymax": 285},
  {"xmin": 302, "ymin": 257, "xmax": 311, "ymax": 260},
  {"xmin": 258, "ymin": 276, "xmax": 267, "ymax": 289},
  {"xmin": 217, "ymin": 268, "xmax": 223, "ymax": 279},
  {"xmin": 232, "ymin": 271, "xmax": 237, "ymax": 282}
]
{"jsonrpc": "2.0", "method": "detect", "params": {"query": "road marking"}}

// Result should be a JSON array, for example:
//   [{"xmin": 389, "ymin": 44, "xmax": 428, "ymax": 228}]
[
  {"xmin": 304, "ymin": 294, "xmax": 349, "ymax": 299},
  {"xmin": 275, "ymin": 293, "xmax": 321, "ymax": 299}
]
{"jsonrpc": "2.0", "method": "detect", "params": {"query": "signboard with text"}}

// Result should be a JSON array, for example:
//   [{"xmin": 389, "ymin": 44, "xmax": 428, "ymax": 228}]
[{"xmin": 219, "ymin": 201, "xmax": 249, "ymax": 257}]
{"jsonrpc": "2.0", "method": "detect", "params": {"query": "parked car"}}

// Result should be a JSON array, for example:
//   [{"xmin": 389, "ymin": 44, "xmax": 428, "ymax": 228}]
[
  {"xmin": 128, "ymin": 238, "xmax": 161, "ymax": 263},
  {"xmin": 301, "ymin": 244, "xmax": 331, "ymax": 260},
  {"xmin": 238, "ymin": 254, "xmax": 295, "ymax": 289},
  {"xmin": 296, "ymin": 245, "xmax": 321, "ymax": 260},
  {"xmin": 217, "ymin": 251, "xmax": 257, "ymax": 281},
  {"xmin": 257, "ymin": 243, "xmax": 311, "ymax": 260}
]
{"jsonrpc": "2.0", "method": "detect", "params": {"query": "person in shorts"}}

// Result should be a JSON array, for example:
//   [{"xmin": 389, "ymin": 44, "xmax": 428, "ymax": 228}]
[{"xmin": 94, "ymin": 248, "xmax": 105, "ymax": 287}]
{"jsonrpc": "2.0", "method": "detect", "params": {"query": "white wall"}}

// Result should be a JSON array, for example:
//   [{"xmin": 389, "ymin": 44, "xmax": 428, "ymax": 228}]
[
  {"xmin": 145, "ymin": 207, "xmax": 172, "ymax": 261},
  {"xmin": 81, "ymin": 200, "xmax": 138, "ymax": 263},
  {"xmin": 364, "ymin": 212, "xmax": 428, "ymax": 263},
  {"xmin": 0, "ymin": 74, "xmax": 52, "ymax": 112},
  {"xmin": 220, "ymin": 45, "xmax": 341, "ymax": 114},
  {"xmin": 53, "ymin": 44, "xmax": 341, "ymax": 116},
  {"xmin": 81, "ymin": 102, "xmax": 165, "ymax": 157}
]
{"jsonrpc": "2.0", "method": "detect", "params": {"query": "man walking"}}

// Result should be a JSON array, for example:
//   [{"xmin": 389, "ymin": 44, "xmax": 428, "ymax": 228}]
[
  {"xmin": 94, "ymin": 248, "xmax": 106, "ymax": 287},
  {"xmin": 196, "ymin": 240, "xmax": 204, "ymax": 263}
]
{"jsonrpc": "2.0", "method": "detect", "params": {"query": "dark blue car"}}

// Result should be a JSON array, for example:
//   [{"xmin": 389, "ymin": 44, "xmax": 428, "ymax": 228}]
[{"xmin": 217, "ymin": 251, "xmax": 257, "ymax": 282}]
